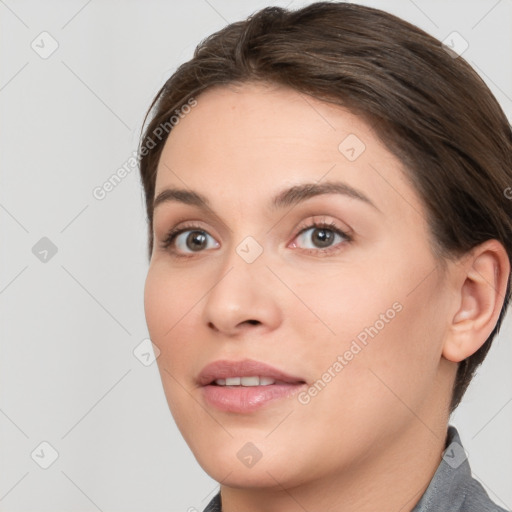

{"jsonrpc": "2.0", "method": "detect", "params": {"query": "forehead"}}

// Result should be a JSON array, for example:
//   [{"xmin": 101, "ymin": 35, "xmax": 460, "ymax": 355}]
[{"xmin": 154, "ymin": 82, "xmax": 425, "ymax": 223}]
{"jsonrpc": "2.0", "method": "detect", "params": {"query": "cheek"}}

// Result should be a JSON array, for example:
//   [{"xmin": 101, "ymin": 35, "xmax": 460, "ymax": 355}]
[
  {"xmin": 144, "ymin": 263, "xmax": 207, "ymax": 380},
  {"xmin": 288, "ymin": 253, "xmax": 443, "ymax": 404},
  {"xmin": 144, "ymin": 263, "xmax": 198, "ymax": 339},
  {"xmin": 144, "ymin": 266, "xmax": 200, "ymax": 422},
  {"xmin": 143, "ymin": 267, "xmax": 171, "ymax": 340}
]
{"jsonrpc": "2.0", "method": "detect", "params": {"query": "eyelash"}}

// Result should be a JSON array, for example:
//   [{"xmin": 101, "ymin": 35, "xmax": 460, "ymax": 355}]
[
  {"xmin": 159, "ymin": 219, "xmax": 352, "ymax": 257},
  {"xmin": 294, "ymin": 219, "xmax": 352, "ymax": 256}
]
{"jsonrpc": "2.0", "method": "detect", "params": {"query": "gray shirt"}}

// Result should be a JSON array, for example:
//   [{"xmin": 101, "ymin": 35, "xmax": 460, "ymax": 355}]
[{"xmin": 202, "ymin": 425, "xmax": 509, "ymax": 511}]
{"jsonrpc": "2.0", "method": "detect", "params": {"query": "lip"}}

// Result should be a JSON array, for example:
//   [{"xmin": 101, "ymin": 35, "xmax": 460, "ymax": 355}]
[{"xmin": 198, "ymin": 359, "xmax": 307, "ymax": 413}]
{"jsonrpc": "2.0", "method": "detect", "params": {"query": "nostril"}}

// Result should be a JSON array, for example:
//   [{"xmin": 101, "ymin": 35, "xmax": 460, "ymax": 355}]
[{"xmin": 245, "ymin": 319, "xmax": 260, "ymax": 325}]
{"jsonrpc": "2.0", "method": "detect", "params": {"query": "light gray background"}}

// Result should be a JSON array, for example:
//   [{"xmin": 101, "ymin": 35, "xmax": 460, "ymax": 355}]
[{"xmin": 1, "ymin": 1, "xmax": 511, "ymax": 511}]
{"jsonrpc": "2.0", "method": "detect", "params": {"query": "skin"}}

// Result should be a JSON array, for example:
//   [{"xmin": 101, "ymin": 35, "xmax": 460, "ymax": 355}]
[{"xmin": 144, "ymin": 82, "xmax": 509, "ymax": 512}]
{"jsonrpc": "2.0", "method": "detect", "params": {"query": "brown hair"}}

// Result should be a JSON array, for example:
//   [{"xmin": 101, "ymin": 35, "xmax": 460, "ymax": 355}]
[{"xmin": 138, "ymin": 2, "xmax": 512, "ymax": 412}]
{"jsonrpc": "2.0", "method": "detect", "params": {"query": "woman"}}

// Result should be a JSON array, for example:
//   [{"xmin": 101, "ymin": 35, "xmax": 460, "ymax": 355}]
[{"xmin": 138, "ymin": 3, "xmax": 511, "ymax": 511}]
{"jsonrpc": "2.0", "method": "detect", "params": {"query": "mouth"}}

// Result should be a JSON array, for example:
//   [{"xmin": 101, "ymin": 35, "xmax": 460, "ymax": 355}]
[
  {"xmin": 212, "ymin": 376, "xmax": 285, "ymax": 386},
  {"xmin": 198, "ymin": 359, "xmax": 307, "ymax": 413}
]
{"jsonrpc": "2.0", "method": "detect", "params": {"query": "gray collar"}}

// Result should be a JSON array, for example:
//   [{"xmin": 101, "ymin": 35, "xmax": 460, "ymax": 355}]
[{"xmin": 411, "ymin": 424, "xmax": 507, "ymax": 511}]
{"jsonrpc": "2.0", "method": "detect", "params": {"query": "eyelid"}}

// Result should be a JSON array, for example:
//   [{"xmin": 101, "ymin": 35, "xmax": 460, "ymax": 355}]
[
  {"xmin": 158, "ymin": 221, "xmax": 220, "ymax": 254},
  {"xmin": 288, "ymin": 218, "xmax": 353, "ymax": 254},
  {"xmin": 293, "ymin": 215, "xmax": 353, "ymax": 240},
  {"xmin": 176, "ymin": 229, "xmax": 219, "ymax": 254},
  {"xmin": 153, "ymin": 206, "xmax": 231, "ymax": 238}
]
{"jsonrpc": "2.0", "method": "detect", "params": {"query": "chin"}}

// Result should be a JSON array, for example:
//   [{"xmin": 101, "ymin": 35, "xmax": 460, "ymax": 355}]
[{"xmin": 190, "ymin": 439, "xmax": 307, "ymax": 489}]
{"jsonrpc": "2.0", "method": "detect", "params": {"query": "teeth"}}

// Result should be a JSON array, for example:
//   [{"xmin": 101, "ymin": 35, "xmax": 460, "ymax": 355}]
[
  {"xmin": 241, "ymin": 376, "xmax": 259, "ymax": 386},
  {"xmin": 214, "ymin": 376, "xmax": 276, "ymax": 386}
]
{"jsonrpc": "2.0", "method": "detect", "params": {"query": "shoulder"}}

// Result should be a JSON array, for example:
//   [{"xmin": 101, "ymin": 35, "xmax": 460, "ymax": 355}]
[
  {"xmin": 413, "ymin": 425, "xmax": 509, "ymax": 512},
  {"xmin": 459, "ymin": 476, "xmax": 509, "ymax": 512}
]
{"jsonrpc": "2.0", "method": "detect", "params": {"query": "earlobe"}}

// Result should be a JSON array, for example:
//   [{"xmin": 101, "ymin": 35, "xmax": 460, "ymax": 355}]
[{"xmin": 442, "ymin": 240, "xmax": 510, "ymax": 363}]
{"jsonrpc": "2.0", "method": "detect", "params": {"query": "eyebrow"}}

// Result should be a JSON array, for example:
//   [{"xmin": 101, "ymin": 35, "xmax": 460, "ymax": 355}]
[
  {"xmin": 153, "ymin": 181, "xmax": 380, "ymax": 213},
  {"xmin": 271, "ymin": 181, "xmax": 379, "ymax": 212},
  {"xmin": 153, "ymin": 188, "xmax": 209, "ymax": 211}
]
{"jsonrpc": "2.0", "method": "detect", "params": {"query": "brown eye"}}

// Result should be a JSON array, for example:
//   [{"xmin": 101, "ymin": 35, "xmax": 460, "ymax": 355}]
[
  {"xmin": 291, "ymin": 221, "xmax": 352, "ymax": 254},
  {"xmin": 296, "ymin": 225, "xmax": 347, "ymax": 250},
  {"xmin": 310, "ymin": 228, "xmax": 335, "ymax": 248},
  {"xmin": 165, "ymin": 228, "xmax": 220, "ymax": 254},
  {"xmin": 185, "ymin": 231, "xmax": 208, "ymax": 251}
]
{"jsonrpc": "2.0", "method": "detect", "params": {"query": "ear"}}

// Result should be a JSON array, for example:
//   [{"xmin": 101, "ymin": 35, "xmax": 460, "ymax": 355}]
[{"xmin": 442, "ymin": 239, "xmax": 510, "ymax": 363}]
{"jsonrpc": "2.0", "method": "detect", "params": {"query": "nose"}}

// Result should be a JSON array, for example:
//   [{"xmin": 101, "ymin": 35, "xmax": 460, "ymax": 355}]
[{"xmin": 201, "ymin": 249, "xmax": 283, "ymax": 336}]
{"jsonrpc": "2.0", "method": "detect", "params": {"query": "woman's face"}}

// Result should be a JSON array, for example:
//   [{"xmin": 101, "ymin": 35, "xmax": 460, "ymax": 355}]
[{"xmin": 144, "ymin": 82, "xmax": 456, "ymax": 488}]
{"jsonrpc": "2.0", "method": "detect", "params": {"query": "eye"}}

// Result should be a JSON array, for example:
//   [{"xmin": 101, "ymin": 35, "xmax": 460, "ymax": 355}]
[
  {"xmin": 161, "ymin": 226, "xmax": 220, "ymax": 255},
  {"xmin": 291, "ymin": 220, "xmax": 351, "ymax": 253}
]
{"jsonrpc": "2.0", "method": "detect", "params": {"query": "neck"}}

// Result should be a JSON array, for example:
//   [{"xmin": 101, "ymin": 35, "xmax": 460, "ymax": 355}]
[
  {"xmin": 220, "ymin": 420, "xmax": 447, "ymax": 512},
  {"xmin": 219, "ymin": 376, "xmax": 453, "ymax": 512}
]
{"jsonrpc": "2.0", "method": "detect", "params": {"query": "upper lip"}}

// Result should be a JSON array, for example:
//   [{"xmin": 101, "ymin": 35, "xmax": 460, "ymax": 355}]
[{"xmin": 198, "ymin": 359, "xmax": 306, "ymax": 386}]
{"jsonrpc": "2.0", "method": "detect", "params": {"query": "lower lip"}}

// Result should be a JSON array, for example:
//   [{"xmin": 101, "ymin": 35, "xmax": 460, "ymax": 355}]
[{"xmin": 201, "ymin": 383, "xmax": 306, "ymax": 413}]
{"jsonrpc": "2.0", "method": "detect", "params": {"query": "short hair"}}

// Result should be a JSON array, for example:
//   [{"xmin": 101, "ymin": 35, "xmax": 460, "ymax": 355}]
[{"xmin": 138, "ymin": 2, "xmax": 512, "ymax": 413}]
